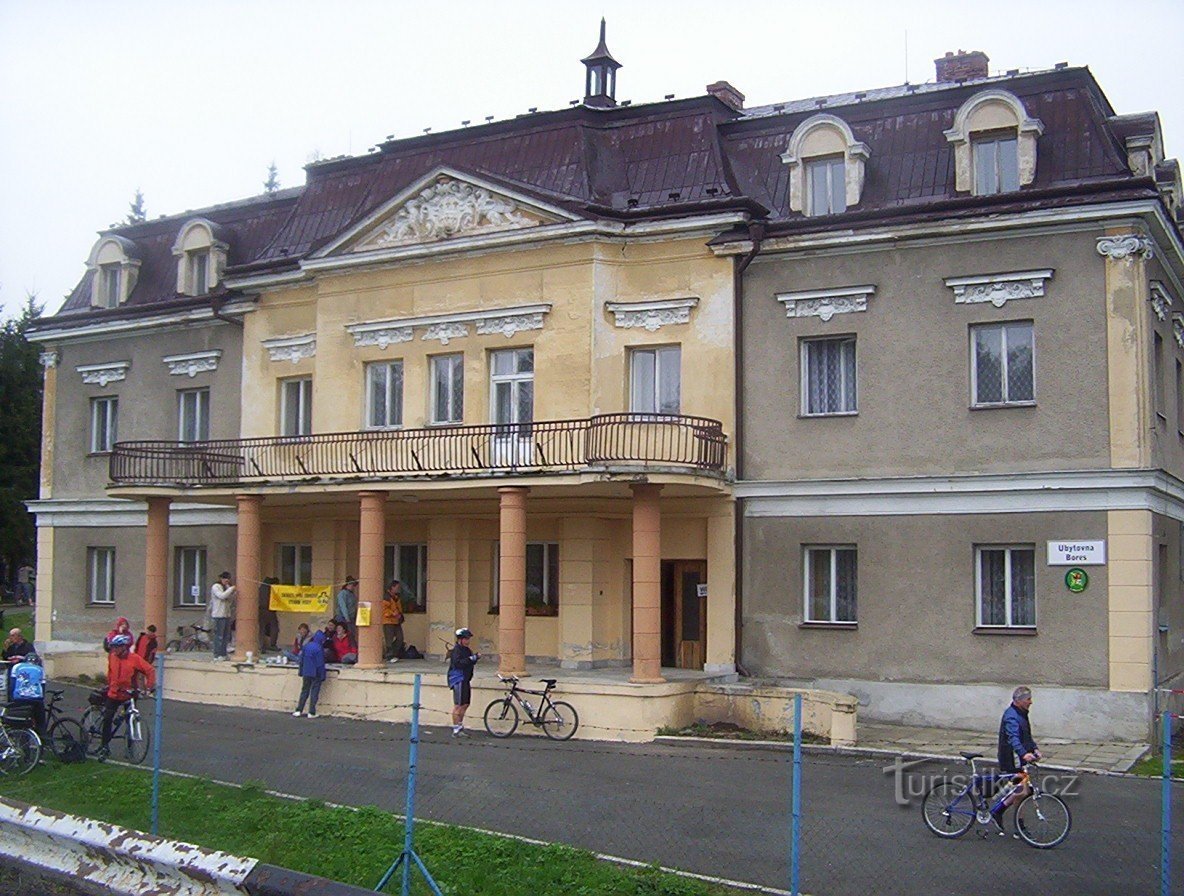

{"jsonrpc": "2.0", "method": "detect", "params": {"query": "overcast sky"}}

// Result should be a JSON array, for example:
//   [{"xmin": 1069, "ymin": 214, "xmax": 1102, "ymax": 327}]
[{"xmin": 1, "ymin": 0, "xmax": 1181, "ymax": 320}]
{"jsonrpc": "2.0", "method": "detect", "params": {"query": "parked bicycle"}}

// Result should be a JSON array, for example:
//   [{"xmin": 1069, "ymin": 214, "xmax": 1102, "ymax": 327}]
[
  {"xmin": 44, "ymin": 689, "xmax": 86, "ymax": 760},
  {"xmin": 165, "ymin": 623, "xmax": 210, "ymax": 652},
  {"xmin": 80, "ymin": 690, "xmax": 150, "ymax": 764},
  {"xmin": 921, "ymin": 752, "xmax": 1071, "ymax": 848},
  {"xmin": 0, "ymin": 706, "xmax": 41, "ymax": 775},
  {"xmin": 483, "ymin": 675, "xmax": 579, "ymax": 740}
]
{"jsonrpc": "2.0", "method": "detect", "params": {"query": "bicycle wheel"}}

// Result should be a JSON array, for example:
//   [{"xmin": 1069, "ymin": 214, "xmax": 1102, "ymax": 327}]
[
  {"xmin": 1014, "ymin": 791, "xmax": 1071, "ymax": 848},
  {"xmin": 47, "ymin": 717, "xmax": 86, "ymax": 761},
  {"xmin": 539, "ymin": 700, "xmax": 579, "ymax": 741},
  {"xmin": 483, "ymin": 698, "xmax": 519, "ymax": 738},
  {"xmin": 921, "ymin": 782, "xmax": 976, "ymax": 838},
  {"xmin": 123, "ymin": 712, "xmax": 150, "ymax": 764},
  {"xmin": 80, "ymin": 706, "xmax": 105, "ymax": 757},
  {"xmin": 1, "ymin": 728, "xmax": 42, "ymax": 775}
]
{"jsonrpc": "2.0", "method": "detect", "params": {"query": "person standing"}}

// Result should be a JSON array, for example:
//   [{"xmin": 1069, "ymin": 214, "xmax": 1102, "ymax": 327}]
[
  {"xmin": 447, "ymin": 628, "xmax": 480, "ymax": 737},
  {"xmin": 258, "ymin": 576, "xmax": 280, "ymax": 652},
  {"xmin": 3, "ymin": 628, "xmax": 32, "ymax": 701},
  {"xmin": 993, "ymin": 685, "xmax": 1041, "ymax": 830},
  {"xmin": 99, "ymin": 634, "xmax": 156, "ymax": 760},
  {"xmin": 336, "ymin": 576, "xmax": 359, "ymax": 643},
  {"xmin": 293, "ymin": 629, "xmax": 327, "ymax": 718},
  {"xmin": 382, "ymin": 580, "xmax": 405, "ymax": 663},
  {"xmin": 103, "ymin": 617, "xmax": 132, "ymax": 653},
  {"xmin": 9, "ymin": 652, "xmax": 46, "ymax": 740},
  {"xmin": 15, "ymin": 563, "xmax": 34, "ymax": 606},
  {"xmin": 209, "ymin": 571, "xmax": 237, "ymax": 661}
]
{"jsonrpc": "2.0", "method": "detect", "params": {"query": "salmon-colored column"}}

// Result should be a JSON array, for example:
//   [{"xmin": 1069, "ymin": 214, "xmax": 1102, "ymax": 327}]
[
  {"xmin": 357, "ymin": 491, "xmax": 387, "ymax": 668},
  {"xmin": 232, "ymin": 495, "xmax": 262, "ymax": 662},
  {"xmin": 144, "ymin": 497, "xmax": 171, "ymax": 634},
  {"xmin": 498, "ymin": 487, "xmax": 528, "ymax": 676},
  {"xmin": 631, "ymin": 484, "xmax": 664, "ymax": 683}
]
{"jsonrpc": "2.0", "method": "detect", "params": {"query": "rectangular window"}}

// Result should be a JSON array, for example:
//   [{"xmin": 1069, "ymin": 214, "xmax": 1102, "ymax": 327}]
[
  {"xmin": 90, "ymin": 396, "xmax": 118, "ymax": 453},
  {"xmin": 174, "ymin": 546, "xmax": 207, "ymax": 607},
  {"xmin": 383, "ymin": 543, "xmax": 427, "ymax": 612},
  {"xmin": 100, "ymin": 264, "xmax": 121, "ymax": 307},
  {"xmin": 630, "ymin": 346, "xmax": 681, "ymax": 414},
  {"xmin": 277, "ymin": 544, "xmax": 313, "ymax": 585},
  {"xmin": 805, "ymin": 156, "xmax": 846, "ymax": 216},
  {"xmin": 366, "ymin": 361, "xmax": 404, "ymax": 429},
  {"xmin": 178, "ymin": 388, "xmax": 210, "ymax": 442},
  {"xmin": 972, "ymin": 134, "xmax": 1020, "ymax": 195},
  {"xmin": 188, "ymin": 250, "xmax": 210, "ymax": 295},
  {"xmin": 1154, "ymin": 332, "xmax": 1166, "ymax": 421},
  {"xmin": 971, "ymin": 321, "xmax": 1034, "ymax": 406},
  {"xmin": 976, "ymin": 546, "xmax": 1036, "ymax": 628},
  {"xmin": 490, "ymin": 348, "xmax": 534, "ymax": 429},
  {"xmin": 801, "ymin": 336, "xmax": 857, "ymax": 415},
  {"xmin": 280, "ymin": 377, "xmax": 312, "ymax": 436},
  {"xmin": 88, "ymin": 547, "xmax": 116, "ymax": 605},
  {"xmin": 491, "ymin": 541, "xmax": 559, "ymax": 613},
  {"xmin": 803, "ymin": 546, "xmax": 857, "ymax": 623},
  {"xmin": 430, "ymin": 354, "xmax": 464, "ymax": 424}
]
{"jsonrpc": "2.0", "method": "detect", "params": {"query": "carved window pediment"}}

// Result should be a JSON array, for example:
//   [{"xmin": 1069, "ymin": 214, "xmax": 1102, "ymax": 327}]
[
  {"xmin": 944, "ymin": 270, "xmax": 1053, "ymax": 308},
  {"xmin": 346, "ymin": 304, "xmax": 551, "ymax": 349},
  {"xmin": 776, "ymin": 285, "xmax": 875, "ymax": 322}
]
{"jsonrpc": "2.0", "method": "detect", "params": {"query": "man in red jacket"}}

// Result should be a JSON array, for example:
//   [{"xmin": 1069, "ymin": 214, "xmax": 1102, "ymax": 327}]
[{"xmin": 100, "ymin": 634, "xmax": 156, "ymax": 760}]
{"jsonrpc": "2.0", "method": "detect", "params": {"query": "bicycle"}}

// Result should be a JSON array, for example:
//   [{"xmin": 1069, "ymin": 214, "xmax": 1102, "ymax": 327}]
[
  {"xmin": 483, "ymin": 675, "xmax": 579, "ymax": 741},
  {"xmin": 165, "ymin": 623, "xmax": 211, "ymax": 652},
  {"xmin": 0, "ymin": 707, "xmax": 42, "ymax": 775},
  {"xmin": 80, "ymin": 690, "xmax": 150, "ymax": 764},
  {"xmin": 43, "ymin": 689, "xmax": 87, "ymax": 761},
  {"xmin": 921, "ymin": 752, "xmax": 1071, "ymax": 848}
]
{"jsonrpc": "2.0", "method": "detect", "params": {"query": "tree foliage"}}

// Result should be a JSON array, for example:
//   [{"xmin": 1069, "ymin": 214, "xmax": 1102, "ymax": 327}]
[
  {"xmin": 0, "ymin": 295, "xmax": 43, "ymax": 581},
  {"xmin": 126, "ymin": 189, "xmax": 147, "ymax": 225},
  {"xmin": 263, "ymin": 162, "xmax": 280, "ymax": 195}
]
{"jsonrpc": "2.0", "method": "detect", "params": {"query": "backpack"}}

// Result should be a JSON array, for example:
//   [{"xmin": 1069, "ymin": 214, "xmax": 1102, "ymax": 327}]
[{"xmin": 402, "ymin": 645, "xmax": 422, "ymax": 660}]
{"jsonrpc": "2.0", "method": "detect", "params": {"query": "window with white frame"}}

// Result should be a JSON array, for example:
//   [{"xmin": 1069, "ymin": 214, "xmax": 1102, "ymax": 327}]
[
  {"xmin": 805, "ymin": 156, "xmax": 846, "ymax": 216},
  {"xmin": 174, "ymin": 546, "xmax": 207, "ymax": 607},
  {"xmin": 384, "ymin": 543, "xmax": 427, "ymax": 612},
  {"xmin": 803, "ymin": 546, "xmax": 857, "ymax": 623},
  {"xmin": 490, "ymin": 348, "xmax": 534, "ymax": 431},
  {"xmin": 280, "ymin": 377, "xmax": 312, "ymax": 436},
  {"xmin": 630, "ymin": 346, "xmax": 681, "ymax": 414},
  {"xmin": 801, "ymin": 336, "xmax": 857, "ymax": 415},
  {"xmin": 88, "ymin": 547, "xmax": 116, "ymax": 605},
  {"xmin": 277, "ymin": 544, "xmax": 312, "ymax": 585},
  {"xmin": 178, "ymin": 388, "xmax": 210, "ymax": 442},
  {"xmin": 90, "ymin": 396, "xmax": 118, "ymax": 453},
  {"xmin": 366, "ymin": 360, "xmax": 404, "ymax": 429},
  {"xmin": 430, "ymin": 354, "xmax": 464, "ymax": 424},
  {"xmin": 976, "ymin": 545, "xmax": 1035, "ymax": 628},
  {"xmin": 99, "ymin": 264, "xmax": 122, "ymax": 308},
  {"xmin": 187, "ymin": 249, "xmax": 210, "ymax": 295},
  {"xmin": 491, "ymin": 541, "xmax": 559, "ymax": 613},
  {"xmin": 972, "ymin": 133, "xmax": 1020, "ymax": 196},
  {"xmin": 971, "ymin": 321, "xmax": 1033, "ymax": 406}
]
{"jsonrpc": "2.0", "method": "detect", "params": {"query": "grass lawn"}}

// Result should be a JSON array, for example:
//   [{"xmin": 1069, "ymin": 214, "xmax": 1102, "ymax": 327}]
[
  {"xmin": 1, "ymin": 605, "xmax": 34, "ymax": 636},
  {"xmin": 0, "ymin": 763, "xmax": 745, "ymax": 896},
  {"xmin": 1129, "ymin": 753, "xmax": 1184, "ymax": 779},
  {"xmin": 658, "ymin": 720, "xmax": 827, "ymax": 744}
]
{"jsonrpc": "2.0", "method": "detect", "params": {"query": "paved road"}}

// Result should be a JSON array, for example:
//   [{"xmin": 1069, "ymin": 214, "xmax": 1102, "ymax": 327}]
[{"xmin": 52, "ymin": 687, "xmax": 1184, "ymax": 895}]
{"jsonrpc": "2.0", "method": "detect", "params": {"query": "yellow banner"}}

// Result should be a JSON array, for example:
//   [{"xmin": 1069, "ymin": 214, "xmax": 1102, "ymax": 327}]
[
  {"xmin": 356, "ymin": 601, "xmax": 372, "ymax": 627},
  {"xmin": 269, "ymin": 585, "xmax": 332, "ymax": 613}
]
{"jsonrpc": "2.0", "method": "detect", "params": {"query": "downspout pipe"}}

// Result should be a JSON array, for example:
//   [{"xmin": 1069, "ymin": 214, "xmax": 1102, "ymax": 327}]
[
  {"xmin": 211, "ymin": 295, "xmax": 245, "ymax": 328},
  {"xmin": 732, "ymin": 220, "xmax": 765, "ymax": 677}
]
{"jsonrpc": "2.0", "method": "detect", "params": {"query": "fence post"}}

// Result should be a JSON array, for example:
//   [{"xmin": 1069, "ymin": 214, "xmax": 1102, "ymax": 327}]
[
  {"xmin": 150, "ymin": 652, "xmax": 164, "ymax": 836},
  {"xmin": 791, "ymin": 692, "xmax": 802, "ymax": 896},
  {"xmin": 1163, "ymin": 708, "xmax": 1172, "ymax": 896}
]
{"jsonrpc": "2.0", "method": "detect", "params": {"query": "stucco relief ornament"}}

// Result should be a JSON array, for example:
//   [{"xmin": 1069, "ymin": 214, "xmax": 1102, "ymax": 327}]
[
  {"xmin": 353, "ymin": 326, "xmax": 414, "ymax": 350},
  {"xmin": 474, "ymin": 312, "xmax": 545, "ymax": 338},
  {"xmin": 792, "ymin": 296, "xmax": 865, "ymax": 322},
  {"xmin": 38, "ymin": 351, "xmax": 59, "ymax": 369},
  {"xmin": 1096, "ymin": 234, "xmax": 1154, "ymax": 262},
  {"xmin": 1173, "ymin": 316, "xmax": 1184, "ymax": 349},
  {"xmin": 77, "ymin": 362, "xmax": 130, "ymax": 386},
  {"xmin": 262, "ymin": 335, "xmax": 317, "ymax": 364},
  {"xmin": 422, "ymin": 322, "xmax": 469, "ymax": 345},
  {"xmin": 1151, "ymin": 291, "xmax": 1171, "ymax": 322},
  {"xmin": 369, "ymin": 179, "xmax": 533, "ymax": 246},
  {"xmin": 163, "ymin": 351, "xmax": 222, "ymax": 378},
  {"xmin": 957, "ymin": 281, "xmax": 1039, "ymax": 308},
  {"xmin": 623, "ymin": 308, "xmax": 689, "ymax": 332}
]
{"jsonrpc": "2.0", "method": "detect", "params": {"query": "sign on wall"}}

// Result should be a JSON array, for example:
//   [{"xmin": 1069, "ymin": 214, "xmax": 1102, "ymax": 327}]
[{"xmin": 1047, "ymin": 541, "xmax": 1106, "ymax": 566}]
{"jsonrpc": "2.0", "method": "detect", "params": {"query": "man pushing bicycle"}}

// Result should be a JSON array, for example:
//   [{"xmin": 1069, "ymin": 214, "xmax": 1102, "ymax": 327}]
[
  {"xmin": 99, "ymin": 634, "xmax": 155, "ymax": 760},
  {"xmin": 993, "ymin": 685, "xmax": 1041, "ymax": 831}
]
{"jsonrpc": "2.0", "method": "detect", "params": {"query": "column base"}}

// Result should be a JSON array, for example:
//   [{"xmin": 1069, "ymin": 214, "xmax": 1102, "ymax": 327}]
[{"xmin": 629, "ymin": 675, "xmax": 667, "ymax": 684}]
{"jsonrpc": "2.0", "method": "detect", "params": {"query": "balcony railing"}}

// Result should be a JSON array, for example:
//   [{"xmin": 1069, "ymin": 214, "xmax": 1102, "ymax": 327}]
[{"xmin": 108, "ymin": 414, "xmax": 727, "ymax": 487}]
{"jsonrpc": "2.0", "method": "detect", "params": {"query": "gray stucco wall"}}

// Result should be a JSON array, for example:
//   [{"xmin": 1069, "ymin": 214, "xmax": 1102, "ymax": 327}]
[
  {"xmin": 740, "ymin": 229, "xmax": 1110, "ymax": 480},
  {"xmin": 741, "ymin": 510, "xmax": 1110, "ymax": 687}
]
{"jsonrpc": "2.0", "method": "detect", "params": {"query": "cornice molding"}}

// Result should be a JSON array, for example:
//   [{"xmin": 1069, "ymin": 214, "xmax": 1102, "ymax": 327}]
[
  {"xmin": 604, "ymin": 298, "xmax": 699, "ymax": 332},
  {"xmin": 162, "ymin": 350, "xmax": 222, "ymax": 377},
  {"xmin": 346, "ymin": 304, "xmax": 551, "ymax": 349},
  {"xmin": 26, "ymin": 498, "xmax": 237, "ymax": 528},
  {"xmin": 261, "ymin": 333, "xmax": 316, "ymax": 364},
  {"xmin": 944, "ymin": 269, "xmax": 1053, "ymax": 308},
  {"xmin": 76, "ymin": 360, "xmax": 131, "ymax": 387},
  {"xmin": 776, "ymin": 285, "xmax": 875, "ymax": 322},
  {"xmin": 1097, "ymin": 233, "xmax": 1154, "ymax": 261}
]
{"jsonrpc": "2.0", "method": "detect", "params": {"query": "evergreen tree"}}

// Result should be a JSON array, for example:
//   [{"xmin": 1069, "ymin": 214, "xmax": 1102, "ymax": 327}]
[
  {"xmin": 0, "ymin": 295, "xmax": 43, "ymax": 585},
  {"xmin": 126, "ymin": 189, "xmax": 147, "ymax": 224},
  {"xmin": 264, "ymin": 162, "xmax": 280, "ymax": 195}
]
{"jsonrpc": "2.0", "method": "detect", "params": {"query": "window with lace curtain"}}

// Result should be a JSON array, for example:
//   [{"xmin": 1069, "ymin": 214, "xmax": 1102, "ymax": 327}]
[
  {"xmin": 801, "ymin": 336, "xmax": 856, "ymax": 416},
  {"xmin": 803, "ymin": 546, "xmax": 857, "ymax": 624},
  {"xmin": 976, "ymin": 545, "xmax": 1035, "ymax": 628},
  {"xmin": 971, "ymin": 321, "xmax": 1033, "ymax": 407}
]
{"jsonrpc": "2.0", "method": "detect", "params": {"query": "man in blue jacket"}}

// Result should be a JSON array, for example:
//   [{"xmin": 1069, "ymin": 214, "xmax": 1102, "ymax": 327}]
[
  {"xmin": 293, "ymin": 630, "xmax": 327, "ymax": 719},
  {"xmin": 994, "ymin": 686, "xmax": 1041, "ymax": 829}
]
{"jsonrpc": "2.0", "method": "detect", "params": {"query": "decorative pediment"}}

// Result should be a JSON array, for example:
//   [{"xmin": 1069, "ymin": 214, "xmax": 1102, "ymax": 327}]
[
  {"xmin": 77, "ymin": 360, "xmax": 131, "ymax": 387},
  {"xmin": 605, "ymin": 298, "xmax": 699, "ymax": 332},
  {"xmin": 347, "ymin": 172, "xmax": 569, "ymax": 253},
  {"xmin": 944, "ymin": 269, "xmax": 1053, "ymax": 308},
  {"xmin": 346, "ymin": 304, "xmax": 551, "ymax": 349},
  {"xmin": 162, "ymin": 350, "xmax": 222, "ymax": 377},
  {"xmin": 776, "ymin": 285, "xmax": 875, "ymax": 322},
  {"xmin": 262, "ymin": 333, "xmax": 316, "ymax": 364}
]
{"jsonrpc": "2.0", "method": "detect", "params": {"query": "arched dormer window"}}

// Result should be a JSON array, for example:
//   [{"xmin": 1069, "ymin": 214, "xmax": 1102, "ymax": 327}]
[
  {"xmin": 944, "ymin": 89, "xmax": 1044, "ymax": 196},
  {"xmin": 780, "ymin": 114, "xmax": 870, "ymax": 217},
  {"xmin": 86, "ymin": 236, "xmax": 141, "ymax": 309},
  {"xmin": 172, "ymin": 218, "xmax": 229, "ymax": 296}
]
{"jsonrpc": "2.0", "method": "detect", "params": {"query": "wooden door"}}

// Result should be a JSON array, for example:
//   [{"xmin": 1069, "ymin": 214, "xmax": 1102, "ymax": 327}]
[{"xmin": 672, "ymin": 560, "xmax": 707, "ymax": 669}]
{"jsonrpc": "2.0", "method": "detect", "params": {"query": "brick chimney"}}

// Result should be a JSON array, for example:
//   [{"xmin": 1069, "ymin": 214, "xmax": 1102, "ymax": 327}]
[
  {"xmin": 935, "ymin": 50, "xmax": 990, "ymax": 83},
  {"xmin": 706, "ymin": 80, "xmax": 745, "ymax": 112}
]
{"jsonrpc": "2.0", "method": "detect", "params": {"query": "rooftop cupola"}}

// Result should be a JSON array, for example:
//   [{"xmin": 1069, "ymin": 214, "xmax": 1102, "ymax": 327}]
[{"xmin": 581, "ymin": 18, "xmax": 621, "ymax": 108}]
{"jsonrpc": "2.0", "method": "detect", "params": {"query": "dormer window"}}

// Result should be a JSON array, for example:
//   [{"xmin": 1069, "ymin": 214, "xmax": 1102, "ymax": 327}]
[
  {"xmin": 86, "ymin": 235, "xmax": 140, "ymax": 308},
  {"xmin": 945, "ymin": 89, "xmax": 1043, "ymax": 196},
  {"xmin": 781, "ymin": 114, "xmax": 869, "ymax": 217},
  {"xmin": 172, "ymin": 218, "xmax": 228, "ymax": 297}
]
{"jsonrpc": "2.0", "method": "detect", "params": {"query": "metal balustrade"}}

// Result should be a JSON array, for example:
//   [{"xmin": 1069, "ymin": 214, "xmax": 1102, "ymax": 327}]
[{"xmin": 108, "ymin": 414, "xmax": 727, "ymax": 487}]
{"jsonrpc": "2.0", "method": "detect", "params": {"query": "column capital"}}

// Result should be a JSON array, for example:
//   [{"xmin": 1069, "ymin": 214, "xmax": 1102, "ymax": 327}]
[
  {"xmin": 236, "ymin": 493, "xmax": 264, "ymax": 507},
  {"xmin": 497, "ymin": 486, "xmax": 530, "ymax": 495}
]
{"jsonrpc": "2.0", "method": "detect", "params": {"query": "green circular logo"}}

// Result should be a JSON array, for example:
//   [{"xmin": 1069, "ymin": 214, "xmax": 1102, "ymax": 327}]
[{"xmin": 1065, "ymin": 568, "xmax": 1088, "ymax": 593}]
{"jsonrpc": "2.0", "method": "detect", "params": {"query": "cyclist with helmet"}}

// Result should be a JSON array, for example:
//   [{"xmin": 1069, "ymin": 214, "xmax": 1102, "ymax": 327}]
[
  {"xmin": 99, "ymin": 633, "xmax": 156, "ymax": 760},
  {"xmin": 448, "ymin": 628, "xmax": 481, "ymax": 737}
]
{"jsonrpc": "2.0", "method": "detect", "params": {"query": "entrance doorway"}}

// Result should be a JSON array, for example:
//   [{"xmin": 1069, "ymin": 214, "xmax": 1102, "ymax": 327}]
[{"xmin": 661, "ymin": 560, "xmax": 706, "ymax": 669}]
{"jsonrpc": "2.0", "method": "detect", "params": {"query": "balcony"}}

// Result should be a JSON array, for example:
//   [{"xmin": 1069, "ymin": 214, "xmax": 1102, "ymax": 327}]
[{"xmin": 108, "ymin": 414, "xmax": 728, "ymax": 488}]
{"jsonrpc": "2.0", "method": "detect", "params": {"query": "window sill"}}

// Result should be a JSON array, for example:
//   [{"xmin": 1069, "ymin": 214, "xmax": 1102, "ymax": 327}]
[
  {"xmin": 798, "ymin": 411, "xmax": 858, "ymax": 420},
  {"xmin": 798, "ymin": 621, "xmax": 857, "ymax": 630},
  {"xmin": 425, "ymin": 421, "xmax": 463, "ymax": 429},
  {"xmin": 173, "ymin": 604, "xmax": 207, "ymax": 611},
  {"xmin": 87, "ymin": 602, "xmax": 116, "ymax": 608},
  {"xmin": 973, "ymin": 626, "xmax": 1037, "ymax": 636},
  {"xmin": 87, "ymin": 451, "xmax": 113, "ymax": 458},
  {"xmin": 970, "ymin": 401, "xmax": 1036, "ymax": 411},
  {"xmin": 1156, "ymin": 413, "xmax": 1168, "ymax": 426}
]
